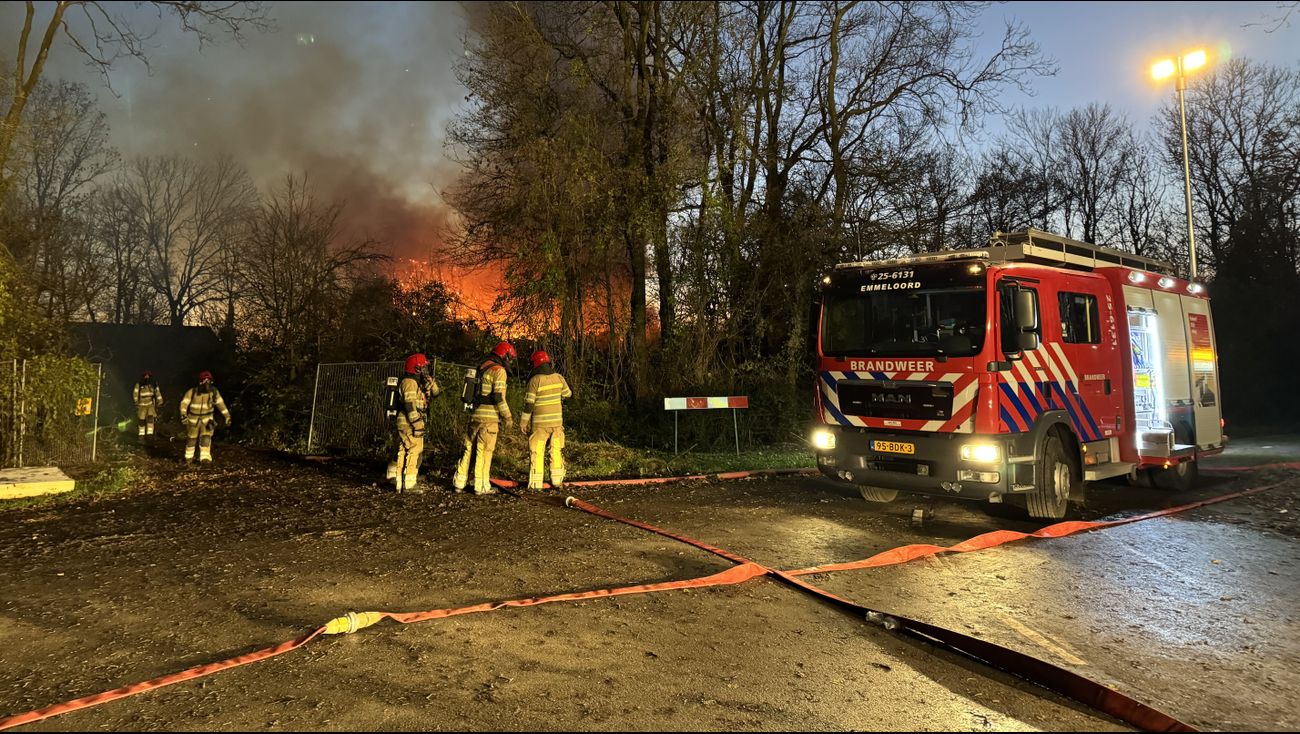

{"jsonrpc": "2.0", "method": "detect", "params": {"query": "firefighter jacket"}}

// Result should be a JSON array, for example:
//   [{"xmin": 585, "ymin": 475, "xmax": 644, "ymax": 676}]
[
  {"xmin": 180, "ymin": 385, "xmax": 231, "ymax": 425},
  {"xmin": 398, "ymin": 374, "xmax": 440, "ymax": 434},
  {"xmin": 470, "ymin": 357, "xmax": 512, "ymax": 425},
  {"xmin": 134, "ymin": 382, "xmax": 163, "ymax": 408},
  {"xmin": 521, "ymin": 364, "xmax": 572, "ymax": 430}
]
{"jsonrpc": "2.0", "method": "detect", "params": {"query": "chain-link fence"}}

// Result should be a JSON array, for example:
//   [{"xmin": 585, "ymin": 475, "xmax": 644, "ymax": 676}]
[
  {"xmin": 2, "ymin": 358, "xmax": 104, "ymax": 468},
  {"xmin": 306, "ymin": 358, "xmax": 528, "ymax": 459}
]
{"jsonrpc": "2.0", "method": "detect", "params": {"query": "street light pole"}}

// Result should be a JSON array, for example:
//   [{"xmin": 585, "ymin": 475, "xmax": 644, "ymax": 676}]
[
  {"xmin": 1153, "ymin": 49, "xmax": 1207, "ymax": 280},
  {"xmin": 1176, "ymin": 58, "xmax": 1198, "ymax": 280}
]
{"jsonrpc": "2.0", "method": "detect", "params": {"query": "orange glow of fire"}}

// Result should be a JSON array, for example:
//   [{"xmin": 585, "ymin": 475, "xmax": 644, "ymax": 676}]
[
  {"xmin": 390, "ymin": 257, "xmax": 516, "ymax": 334},
  {"xmin": 388, "ymin": 258, "xmax": 639, "ymax": 343}
]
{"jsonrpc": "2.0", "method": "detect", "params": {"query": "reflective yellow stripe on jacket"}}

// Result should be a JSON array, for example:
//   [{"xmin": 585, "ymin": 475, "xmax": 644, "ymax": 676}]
[
  {"xmin": 471, "ymin": 362, "xmax": 511, "ymax": 424},
  {"xmin": 181, "ymin": 387, "xmax": 230, "ymax": 420},
  {"xmin": 134, "ymin": 384, "xmax": 161, "ymax": 407},
  {"xmin": 523, "ymin": 373, "xmax": 572, "ymax": 428}
]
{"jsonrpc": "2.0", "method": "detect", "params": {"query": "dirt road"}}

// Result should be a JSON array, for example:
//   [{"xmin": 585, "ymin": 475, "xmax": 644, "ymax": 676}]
[{"xmin": 1, "ymin": 438, "xmax": 1296, "ymax": 731}]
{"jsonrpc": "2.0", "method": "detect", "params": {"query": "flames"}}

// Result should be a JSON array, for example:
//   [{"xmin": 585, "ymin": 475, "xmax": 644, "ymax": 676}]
[
  {"xmin": 390, "ymin": 257, "xmax": 513, "ymax": 332},
  {"xmin": 388, "ymin": 257, "xmax": 636, "ymax": 342}
]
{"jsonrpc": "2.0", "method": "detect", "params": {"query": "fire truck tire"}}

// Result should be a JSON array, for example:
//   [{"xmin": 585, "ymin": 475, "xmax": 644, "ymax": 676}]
[
  {"xmin": 1152, "ymin": 458, "xmax": 1199, "ymax": 491},
  {"xmin": 1127, "ymin": 469, "xmax": 1156, "ymax": 488},
  {"xmin": 859, "ymin": 486, "xmax": 899, "ymax": 503},
  {"xmin": 1027, "ymin": 434, "xmax": 1074, "ymax": 520}
]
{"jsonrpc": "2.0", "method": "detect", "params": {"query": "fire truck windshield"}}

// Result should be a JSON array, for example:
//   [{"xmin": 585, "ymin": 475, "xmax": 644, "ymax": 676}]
[{"xmin": 821, "ymin": 287, "xmax": 986, "ymax": 358}]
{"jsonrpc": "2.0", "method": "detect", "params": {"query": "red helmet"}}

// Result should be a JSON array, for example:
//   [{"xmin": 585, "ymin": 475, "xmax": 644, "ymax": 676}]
[
  {"xmin": 492, "ymin": 341, "xmax": 517, "ymax": 360},
  {"xmin": 529, "ymin": 350, "xmax": 550, "ymax": 369},
  {"xmin": 405, "ymin": 353, "xmax": 429, "ymax": 374},
  {"xmin": 141, "ymin": 370, "xmax": 152, "ymax": 379},
  {"xmin": 198, "ymin": 371, "xmax": 213, "ymax": 383}
]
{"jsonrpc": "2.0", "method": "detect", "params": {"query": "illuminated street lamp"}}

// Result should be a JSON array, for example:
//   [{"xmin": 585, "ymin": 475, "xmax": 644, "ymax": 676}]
[{"xmin": 1152, "ymin": 49, "xmax": 1208, "ymax": 279}]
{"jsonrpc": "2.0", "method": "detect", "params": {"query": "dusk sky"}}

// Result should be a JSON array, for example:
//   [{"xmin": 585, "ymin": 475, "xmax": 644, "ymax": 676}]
[
  {"xmin": 3, "ymin": 1, "xmax": 1298, "ymax": 262},
  {"xmin": 973, "ymin": 1, "xmax": 1299, "ymax": 126}
]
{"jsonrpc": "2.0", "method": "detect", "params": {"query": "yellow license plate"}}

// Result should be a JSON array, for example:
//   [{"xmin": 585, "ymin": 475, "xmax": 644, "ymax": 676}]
[{"xmin": 872, "ymin": 440, "xmax": 915, "ymax": 455}]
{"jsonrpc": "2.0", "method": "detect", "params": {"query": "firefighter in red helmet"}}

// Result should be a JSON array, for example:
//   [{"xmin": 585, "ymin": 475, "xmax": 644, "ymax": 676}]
[
  {"xmin": 388, "ymin": 353, "xmax": 440, "ymax": 493},
  {"xmin": 520, "ymin": 350, "xmax": 572, "ymax": 489},
  {"xmin": 180, "ymin": 370, "xmax": 230, "ymax": 463},
  {"xmin": 133, "ymin": 370, "xmax": 163, "ymax": 438},
  {"xmin": 454, "ymin": 341, "xmax": 515, "ymax": 494}
]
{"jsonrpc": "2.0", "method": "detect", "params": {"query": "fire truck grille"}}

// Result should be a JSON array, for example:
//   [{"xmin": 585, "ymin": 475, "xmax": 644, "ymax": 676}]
[{"xmin": 836, "ymin": 380, "xmax": 954, "ymax": 421}]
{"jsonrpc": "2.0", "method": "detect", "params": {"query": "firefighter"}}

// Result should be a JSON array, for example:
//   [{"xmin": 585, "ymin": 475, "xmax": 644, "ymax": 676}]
[
  {"xmin": 453, "ymin": 341, "xmax": 515, "ymax": 494},
  {"xmin": 519, "ymin": 350, "xmax": 572, "ymax": 490},
  {"xmin": 179, "ymin": 371, "xmax": 231, "ymax": 463},
  {"xmin": 133, "ymin": 371, "xmax": 163, "ymax": 437},
  {"xmin": 387, "ymin": 353, "xmax": 440, "ymax": 493}
]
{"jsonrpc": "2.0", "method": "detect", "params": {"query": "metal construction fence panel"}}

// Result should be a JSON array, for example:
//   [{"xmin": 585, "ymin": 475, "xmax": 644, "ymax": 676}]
[{"xmin": 307, "ymin": 358, "xmax": 528, "ymax": 458}]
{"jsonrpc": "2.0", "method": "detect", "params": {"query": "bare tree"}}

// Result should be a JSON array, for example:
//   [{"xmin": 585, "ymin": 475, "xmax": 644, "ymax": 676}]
[
  {"xmin": 120, "ymin": 154, "xmax": 254, "ymax": 326},
  {"xmin": 1111, "ymin": 139, "xmax": 1173, "ymax": 257},
  {"xmin": 91, "ymin": 181, "xmax": 159, "ymax": 323},
  {"xmin": 1244, "ymin": 1, "xmax": 1299, "ymax": 32},
  {"xmin": 1056, "ymin": 103, "xmax": 1136, "ymax": 244},
  {"xmin": 1004, "ymin": 107, "xmax": 1066, "ymax": 232},
  {"xmin": 6, "ymin": 77, "xmax": 117, "ymax": 307},
  {"xmin": 240, "ymin": 174, "xmax": 383, "ymax": 378},
  {"xmin": 1, "ymin": 1, "xmax": 270, "ymax": 207},
  {"xmin": 1159, "ymin": 58, "xmax": 1300, "ymax": 273}
]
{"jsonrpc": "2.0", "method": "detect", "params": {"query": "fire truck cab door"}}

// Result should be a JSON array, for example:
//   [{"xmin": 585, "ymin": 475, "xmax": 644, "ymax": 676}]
[{"xmin": 1047, "ymin": 275, "xmax": 1122, "ymax": 442}]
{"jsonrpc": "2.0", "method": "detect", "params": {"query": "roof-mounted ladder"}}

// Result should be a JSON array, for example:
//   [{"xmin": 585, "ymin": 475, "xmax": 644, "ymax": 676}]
[
  {"xmin": 833, "ymin": 229, "xmax": 1173, "ymax": 274},
  {"xmin": 987, "ymin": 228, "xmax": 1173, "ymax": 274}
]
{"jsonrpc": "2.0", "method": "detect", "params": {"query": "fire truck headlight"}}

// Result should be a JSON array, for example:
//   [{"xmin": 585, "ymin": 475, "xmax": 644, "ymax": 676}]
[
  {"xmin": 960, "ymin": 442, "xmax": 1002, "ymax": 463},
  {"xmin": 811, "ymin": 429, "xmax": 837, "ymax": 451}
]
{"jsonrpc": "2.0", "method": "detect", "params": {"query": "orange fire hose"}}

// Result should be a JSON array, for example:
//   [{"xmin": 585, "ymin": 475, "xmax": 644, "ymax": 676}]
[{"xmin": 788, "ymin": 481, "xmax": 1283, "ymax": 576}]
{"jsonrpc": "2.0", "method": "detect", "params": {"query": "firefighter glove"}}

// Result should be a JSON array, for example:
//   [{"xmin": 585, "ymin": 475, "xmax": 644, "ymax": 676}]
[{"xmin": 519, "ymin": 417, "xmax": 531, "ymax": 435}]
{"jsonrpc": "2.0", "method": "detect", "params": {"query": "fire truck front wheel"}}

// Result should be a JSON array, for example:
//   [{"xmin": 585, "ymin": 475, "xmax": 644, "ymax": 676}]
[
  {"xmin": 1152, "ymin": 458, "xmax": 1199, "ymax": 491},
  {"xmin": 1026, "ymin": 434, "xmax": 1076, "ymax": 520},
  {"xmin": 859, "ymin": 486, "xmax": 899, "ymax": 503}
]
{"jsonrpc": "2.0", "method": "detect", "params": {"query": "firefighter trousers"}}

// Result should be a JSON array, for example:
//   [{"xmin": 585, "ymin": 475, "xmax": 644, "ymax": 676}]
[
  {"xmin": 527, "ymin": 426, "xmax": 565, "ymax": 489},
  {"xmin": 453, "ymin": 421, "xmax": 500, "ymax": 494},
  {"xmin": 137, "ymin": 405, "xmax": 158, "ymax": 436},
  {"xmin": 387, "ymin": 423, "xmax": 424, "ymax": 491},
  {"xmin": 185, "ymin": 416, "xmax": 217, "ymax": 462}
]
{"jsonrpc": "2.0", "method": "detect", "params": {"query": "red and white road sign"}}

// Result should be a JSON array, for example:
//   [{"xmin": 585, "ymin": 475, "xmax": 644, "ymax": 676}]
[{"xmin": 663, "ymin": 396, "xmax": 749, "ymax": 410}]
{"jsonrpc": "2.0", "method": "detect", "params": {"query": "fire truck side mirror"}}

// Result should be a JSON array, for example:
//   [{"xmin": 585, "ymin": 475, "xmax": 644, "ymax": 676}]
[
  {"xmin": 1014, "ymin": 290, "xmax": 1040, "ymax": 352},
  {"xmin": 1013, "ymin": 290, "xmax": 1039, "ymax": 331}
]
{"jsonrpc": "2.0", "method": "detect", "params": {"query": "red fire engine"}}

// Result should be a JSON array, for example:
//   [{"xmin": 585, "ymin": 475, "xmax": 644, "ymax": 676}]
[{"xmin": 812, "ymin": 229, "xmax": 1225, "ymax": 519}]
